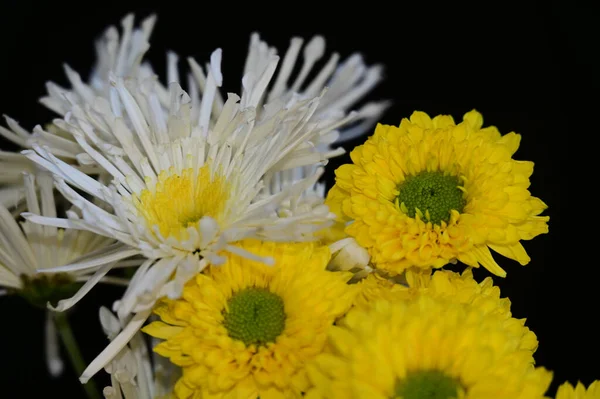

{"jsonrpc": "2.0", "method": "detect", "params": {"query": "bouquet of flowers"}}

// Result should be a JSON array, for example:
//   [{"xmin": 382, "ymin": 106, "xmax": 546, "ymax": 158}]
[{"xmin": 0, "ymin": 13, "xmax": 595, "ymax": 399}]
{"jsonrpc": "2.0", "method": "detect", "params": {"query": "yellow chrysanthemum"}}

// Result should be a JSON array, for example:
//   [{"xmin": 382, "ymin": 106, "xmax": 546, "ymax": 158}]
[
  {"xmin": 328, "ymin": 110, "xmax": 549, "ymax": 276},
  {"xmin": 143, "ymin": 240, "xmax": 355, "ymax": 399},
  {"xmin": 306, "ymin": 296, "xmax": 552, "ymax": 399},
  {"xmin": 556, "ymin": 381, "xmax": 600, "ymax": 399},
  {"xmin": 353, "ymin": 272, "xmax": 409, "ymax": 309},
  {"xmin": 354, "ymin": 268, "xmax": 538, "ymax": 353}
]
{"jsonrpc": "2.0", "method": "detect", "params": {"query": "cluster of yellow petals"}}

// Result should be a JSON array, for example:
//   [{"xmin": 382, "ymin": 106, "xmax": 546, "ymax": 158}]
[
  {"xmin": 354, "ymin": 268, "xmax": 539, "ymax": 354},
  {"xmin": 143, "ymin": 240, "xmax": 355, "ymax": 399},
  {"xmin": 306, "ymin": 296, "xmax": 552, "ymax": 399},
  {"xmin": 327, "ymin": 110, "xmax": 549, "ymax": 277},
  {"xmin": 555, "ymin": 381, "xmax": 600, "ymax": 399},
  {"xmin": 134, "ymin": 164, "xmax": 231, "ymax": 241}
]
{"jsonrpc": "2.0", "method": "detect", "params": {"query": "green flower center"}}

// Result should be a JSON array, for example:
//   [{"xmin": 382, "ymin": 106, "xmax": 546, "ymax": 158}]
[
  {"xmin": 222, "ymin": 287, "xmax": 286, "ymax": 346},
  {"xmin": 394, "ymin": 370, "xmax": 461, "ymax": 399},
  {"xmin": 17, "ymin": 273, "xmax": 81, "ymax": 309},
  {"xmin": 397, "ymin": 171, "xmax": 466, "ymax": 225}
]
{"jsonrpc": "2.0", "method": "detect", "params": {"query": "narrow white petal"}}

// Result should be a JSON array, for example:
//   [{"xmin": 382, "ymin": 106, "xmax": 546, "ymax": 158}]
[
  {"xmin": 93, "ymin": 276, "xmax": 130, "ymax": 286},
  {"xmin": 267, "ymin": 37, "xmax": 303, "ymax": 101},
  {"xmin": 167, "ymin": 51, "xmax": 179, "ymax": 84},
  {"xmin": 99, "ymin": 306, "xmax": 121, "ymax": 339},
  {"xmin": 23, "ymin": 147, "xmax": 109, "ymax": 202},
  {"xmin": 198, "ymin": 49, "xmax": 223, "ymax": 135},
  {"xmin": 115, "ymin": 14, "xmax": 134, "ymax": 76},
  {"xmin": 0, "ymin": 203, "xmax": 37, "ymax": 274},
  {"xmin": 49, "ymin": 262, "xmax": 115, "ymax": 311},
  {"xmin": 21, "ymin": 213, "xmax": 110, "ymax": 238},
  {"xmin": 38, "ymin": 244, "xmax": 139, "ymax": 273},
  {"xmin": 79, "ymin": 309, "xmax": 152, "ymax": 383},
  {"xmin": 0, "ymin": 118, "xmax": 28, "ymax": 147},
  {"xmin": 45, "ymin": 311, "xmax": 64, "ymax": 377},
  {"xmin": 290, "ymin": 35, "xmax": 325, "ymax": 92},
  {"xmin": 224, "ymin": 244, "xmax": 274, "ymax": 266}
]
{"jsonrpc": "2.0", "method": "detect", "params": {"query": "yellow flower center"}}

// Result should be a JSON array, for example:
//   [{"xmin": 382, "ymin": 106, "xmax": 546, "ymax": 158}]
[
  {"xmin": 134, "ymin": 165, "xmax": 230, "ymax": 241},
  {"xmin": 394, "ymin": 370, "xmax": 461, "ymax": 399}
]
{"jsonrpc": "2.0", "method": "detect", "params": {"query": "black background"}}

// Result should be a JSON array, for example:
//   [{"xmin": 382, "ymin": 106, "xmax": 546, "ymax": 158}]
[{"xmin": 0, "ymin": 0, "xmax": 595, "ymax": 398}]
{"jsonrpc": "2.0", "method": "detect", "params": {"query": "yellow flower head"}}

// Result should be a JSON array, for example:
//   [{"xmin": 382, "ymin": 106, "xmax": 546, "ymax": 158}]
[
  {"xmin": 354, "ymin": 268, "xmax": 539, "ymax": 354},
  {"xmin": 328, "ymin": 110, "xmax": 549, "ymax": 276},
  {"xmin": 143, "ymin": 240, "xmax": 355, "ymax": 399},
  {"xmin": 556, "ymin": 381, "xmax": 600, "ymax": 399},
  {"xmin": 306, "ymin": 296, "xmax": 552, "ymax": 399}
]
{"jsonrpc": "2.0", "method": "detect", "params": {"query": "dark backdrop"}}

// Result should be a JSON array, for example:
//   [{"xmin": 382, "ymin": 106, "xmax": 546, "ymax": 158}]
[{"xmin": 0, "ymin": 0, "xmax": 594, "ymax": 398}]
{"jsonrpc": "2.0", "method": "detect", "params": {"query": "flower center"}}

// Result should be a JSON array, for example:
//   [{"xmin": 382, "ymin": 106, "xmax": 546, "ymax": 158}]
[
  {"xmin": 222, "ymin": 287, "xmax": 286, "ymax": 346},
  {"xmin": 394, "ymin": 370, "xmax": 461, "ymax": 399},
  {"xmin": 17, "ymin": 273, "xmax": 81, "ymax": 309},
  {"xmin": 397, "ymin": 171, "xmax": 465, "ymax": 225},
  {"xmin": 134, "ymin": 165, "xmax": 230, "ymax": 241}
]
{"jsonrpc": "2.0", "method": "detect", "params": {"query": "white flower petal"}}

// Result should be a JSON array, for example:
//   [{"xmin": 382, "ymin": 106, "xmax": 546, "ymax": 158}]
[
  {"xmin": 37, "ymin": 243, "xmax": 139, "ymax": 274},
  {"xmin": 49, "ymin": 262, "xmax": 116, "ymax": 312},
  {"xmin": 80, "ymin": 309, "xmax": 152, "ymax": 384},
  {"xmin": 45, "ymin": 311, "xmax": 64, "ymax": 377}
]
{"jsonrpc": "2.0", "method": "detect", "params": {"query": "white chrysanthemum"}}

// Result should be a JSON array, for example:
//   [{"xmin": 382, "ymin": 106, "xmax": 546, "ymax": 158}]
[
  {"xmin": 35, "ymin": 12, "xmax": 388, "ymax": 226},
  {"xmin": 0, "ymin": 173, "xmax": 120, "ymax": 377},
  {"xmin": 24, "ymin": 46, "xmax": 378, "ymax": 382},
  {"xmin": 100, "ymin": 307, "xmax": 177, "ymax": 399}
]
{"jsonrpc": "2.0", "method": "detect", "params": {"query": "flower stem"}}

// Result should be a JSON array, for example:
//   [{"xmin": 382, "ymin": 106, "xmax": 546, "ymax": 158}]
[{"xmin": 53, "ymin": 312, "xmax": 102, "ymax": 399}]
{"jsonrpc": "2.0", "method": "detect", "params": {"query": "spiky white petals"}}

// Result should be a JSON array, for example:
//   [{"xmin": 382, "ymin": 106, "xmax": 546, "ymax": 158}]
[
  {"xmin": 0, "ymin": 172, "xmax": 118, "ymax": 287},
  {"xmin": 0, "ymin": 117, "xmax": 86, "ymax": 160},
  {"xmin": 0, "ymin": 173, "xmax": 122, "ymax": 378},
  {"xmin": 41, "ymin": 14, "xmax": 157, "ymax": 116},
  {"xmin": 0, "ymin": 116, "xmax": 101, "ymax": 211},
  {"xmin": 100, "ymin": 307, "xmax": 158, "ymax": 399},
  {"xmin": 0, "ymin": 119, "xmax": 48, "ymax": 209},
  {"xmin": 245, "ymin": 33, "xmax": 390, "ymax": 143}
]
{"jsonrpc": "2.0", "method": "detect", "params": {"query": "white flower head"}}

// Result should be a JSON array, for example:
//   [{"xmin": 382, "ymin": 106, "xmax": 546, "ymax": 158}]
[
  {"xmin": 0, "ymin": 172, "xmax": 118, "ymax": 377},
  {"xmin": 25, "ymin": 50, "xmax": 339, "ymax": 301}
]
